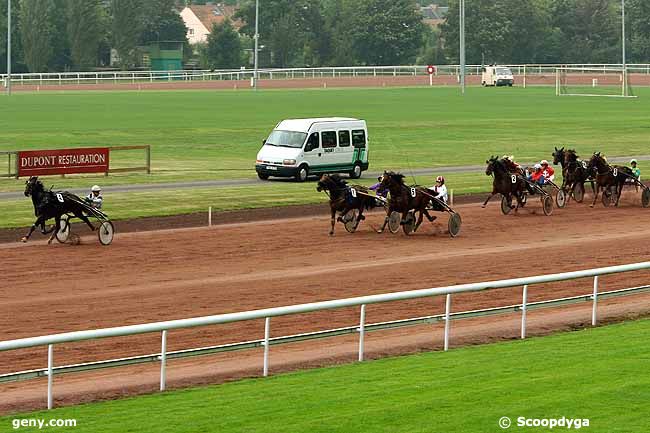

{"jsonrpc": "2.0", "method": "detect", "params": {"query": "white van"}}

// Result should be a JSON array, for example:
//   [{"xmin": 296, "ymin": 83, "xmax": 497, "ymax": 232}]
[
  {"xmin": 255, "ymin": 117, "xmax": 369, "ymax": 182},
  {"xmin": 481, "ymin": 65, "xmax": 514, "ymax": 87}
]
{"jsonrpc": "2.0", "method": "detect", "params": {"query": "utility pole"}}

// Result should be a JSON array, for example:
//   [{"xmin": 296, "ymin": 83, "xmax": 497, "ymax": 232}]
[
  {"xmin": 622, "ymin": 0, "xmax": 627, "ymax": 96},
  {"xmin": 459, "ymin": 0, "xmax": 465, "ymax": 95},
  {"xmin": 253, "ymin": 0, "xmax": 259, "ymax": 90},
  {"xmin": 6, "ymin": 0, "xmax": 11, "ymax": 95}
]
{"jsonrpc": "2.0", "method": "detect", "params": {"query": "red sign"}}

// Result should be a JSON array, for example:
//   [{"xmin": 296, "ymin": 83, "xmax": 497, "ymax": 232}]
[
  {"xmin": 18, "ymin": 147, "xmax": 110, "ymax": 177},
  {"xmin": 426, "ymin": 65, "xmax": 437, "ymax": 75}
]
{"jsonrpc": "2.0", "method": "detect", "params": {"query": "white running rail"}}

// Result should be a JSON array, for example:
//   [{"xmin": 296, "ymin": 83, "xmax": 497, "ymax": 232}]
[{"xmin": 0, "ymin": 261, "xmax": 648, "ymax": 410}]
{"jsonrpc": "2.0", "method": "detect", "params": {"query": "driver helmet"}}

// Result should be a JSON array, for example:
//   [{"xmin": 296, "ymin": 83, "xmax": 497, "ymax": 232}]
[
  {"xmin": 436, "ymin": 176, "xmax": 445, "ymax": 184},
  {"xmin": 630, "ymin": 159, "xmax": 638, "ymax": 165},
  {"xmin": 91, "ymin": 185, "xmax": 101, "ymax": 192},
  {"xmin": 541, "ymin": 160, "xmax": 549, "ymax": 166},
  {"xmin": 534, "ymin": 163, "xmax": 542, "ymax": 170}
]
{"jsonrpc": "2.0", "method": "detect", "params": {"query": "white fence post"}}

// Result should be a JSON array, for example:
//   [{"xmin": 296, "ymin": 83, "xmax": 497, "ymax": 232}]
[
  {"xmin": 208, "ymin": 206, "xmax": 212, "ymax": 227},
  {"xmin": 160, "ymin": 330, "xmax": 167, "ymax": 391},
  {"xmin": 592, "ymin": 276, "xmax": 599, "ymax": 326},
  {"xmin": 263, "ymin": 317, "xmax": 270, "ymax": 376},
  {"xmin": 444, "ymin": 294, "xmax": 452, "ymax": 351},
  {"xmin": 358, "ymin": 304, "xmax": 366, "ymax": 361},
  {"xmin": 47, "ymin": 344, "xmax": 54, "ymax": 410},
  {"xmin": 521, "ymin": 285, "xmax": 528, "ymax": 339}
]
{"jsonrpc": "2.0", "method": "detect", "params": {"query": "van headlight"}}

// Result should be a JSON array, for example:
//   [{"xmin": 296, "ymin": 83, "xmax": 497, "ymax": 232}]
[{"xmin": 283, "ymin": 159, "xmax": 296, "ymax": 166}]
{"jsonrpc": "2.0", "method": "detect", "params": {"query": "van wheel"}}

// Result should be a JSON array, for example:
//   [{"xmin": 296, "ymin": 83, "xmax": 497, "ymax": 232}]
[
  {"xmin": 482, "ymin": 81, "xmax": 486, "ymax": 87},
  {"xmin": 295, "ymin": 165, "xmax": 309, "ymax": 182},
  {"xmin": 258, "ymin": 172, "xmax": 269, "ymax": 180},
  {"xmin": 349, "ymin": 163, "xmax": 362, "ymax": 179}
]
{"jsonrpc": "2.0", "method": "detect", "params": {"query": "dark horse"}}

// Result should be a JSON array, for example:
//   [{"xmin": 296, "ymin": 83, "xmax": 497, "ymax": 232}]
[
  {"xmin": 316, "ymin": 174, "xmax": 376, "ymax": 236},
  {"xmin": 552, "ymin": 146, "xmax": 594, "ymax": 200},
  {"xmin": 482, "ymin": 156, "xmax": 527, "ymax": 211},
  {"xmin": 587, "ymin": 153, "xmax": 633, "ymax": 207},
  {"xmin": 22, "ymin": 176, "xmax": 96, "ymax": 243},
  {"xmin": 377, "ymin": 171, "xmax": 436, "ymax": 234}
]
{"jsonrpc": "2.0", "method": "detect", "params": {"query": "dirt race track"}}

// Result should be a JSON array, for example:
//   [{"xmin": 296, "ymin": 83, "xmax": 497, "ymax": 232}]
[{"xmin": 1, "ymin": 190, "xmax": 650, "ymax": 413}]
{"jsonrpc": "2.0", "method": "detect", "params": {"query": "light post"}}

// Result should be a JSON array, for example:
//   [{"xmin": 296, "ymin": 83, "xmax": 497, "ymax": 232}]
[
  {"xmin": 459, "ymin": 0, "xmax": 465, "ymax": 95},
  {"xmin": 6, "ymin": 0, "xmax": 11, "ymax": 95},
  {"xmin": 253, "ymin": 0, "xmax": 259, "ymax": 90},
  {"xmin": 622, "ymin": 0, "xmax": 627, "ymax": 96}
]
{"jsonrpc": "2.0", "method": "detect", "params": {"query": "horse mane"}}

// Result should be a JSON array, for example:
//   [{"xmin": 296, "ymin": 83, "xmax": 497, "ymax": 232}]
[
  {"xmin": 327, "ymin": 174, "xmax": 348, "ymax": 188},
  {"xmin": 385, "ymin": 171, "xmax": 405, "ymax": 184}
]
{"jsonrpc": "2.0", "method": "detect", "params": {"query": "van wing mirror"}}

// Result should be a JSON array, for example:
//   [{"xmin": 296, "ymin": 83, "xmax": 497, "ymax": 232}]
[{"xmin": 262, "ymin": 139, "xmax": 267, "ymax": 146}]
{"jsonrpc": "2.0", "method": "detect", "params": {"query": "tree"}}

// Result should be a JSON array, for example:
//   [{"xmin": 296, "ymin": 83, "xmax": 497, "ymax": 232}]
[
  {"xmin": 66, "ymin": 0, "xmax": 102, "ymax": 69},
  {"xmin": 111, "ymin": 0, "xmax": 142, "ymax": 69},
  {"xmin": 204, "ymin": 19, "xmax": 242, "ymax": 69},
  {"xmin": 236, "ymin": 0, "xmax": 315, "ymax": 67},
  {"xmin": 350, "ymin": 0, "xmax": 424, "ymax": 65},
  {"xmin": 627, "ymin": 0, "xmax": 650, "ymax": 62},
  {"xmin": 20, "ymin": 0, "xmax": 54, "ymax": 72},
  {"xmin": 140, "ymin": 0, "xmax": 188, "ymax": 44}
]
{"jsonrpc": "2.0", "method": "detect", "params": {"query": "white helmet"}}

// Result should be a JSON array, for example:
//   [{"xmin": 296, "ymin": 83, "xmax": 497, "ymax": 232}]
[
  {"xmin": 91, "ymin": 185, "xmax": 101, "ymax": 192},
  {"xmin": 534, "ymin": 163, "xmax": 542, "ymax": 170},
  {"xmin": 631, "ymin": 159, "xmax": 638, "ymax": 164},
  {"xmin": 541, "ymin": 160, "xmax": 549, "ymax": 166}
]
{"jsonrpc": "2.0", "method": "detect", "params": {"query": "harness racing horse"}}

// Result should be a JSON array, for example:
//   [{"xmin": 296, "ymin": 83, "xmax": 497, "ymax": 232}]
[
  {"xmin": 554, "ymin": 147, "xmax": 594, "ymax": 202},
  {"xmin": 316, "ymin": 174, "xmax": 376, "ymax": 236},
  {"xmin": 482, "ymin": 156, "xmax": 528, "ymax": 212},
  {"xmin": 377, "ymin": 172, "xmax": 436, "ymax": 234},
  {"xmin": 587, "ymin": 153, "xmax": 633, "ymax": 207},
  {"xmin": 22, "ymin": 176, "xmax": 96, "ymax": 243}
]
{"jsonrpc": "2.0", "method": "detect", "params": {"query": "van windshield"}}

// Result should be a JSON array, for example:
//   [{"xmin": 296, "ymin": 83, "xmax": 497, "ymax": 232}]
[
  {"xmin": 265, "ymin": 130, "xmax": 307, "ymax": 148},
  {"xmin": 497, "ymin": 68, "xmax": 512, "ymax": 75}
]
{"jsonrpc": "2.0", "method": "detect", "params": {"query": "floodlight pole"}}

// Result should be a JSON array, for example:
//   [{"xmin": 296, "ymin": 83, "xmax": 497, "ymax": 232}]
[
  {"xmin": 6, "ymin": 0, "xmax": 11, "ymax": 95},
  {"xmin": 622, "ymin": 0, "xmax": 627, "ymax": 96},
  {"xmin": 253, "ymin": 0, "xmax": 259, "ymax": 91},
  {"xmin": 459, "ymin": 0, "xmax": 466, "ymax": 95}
]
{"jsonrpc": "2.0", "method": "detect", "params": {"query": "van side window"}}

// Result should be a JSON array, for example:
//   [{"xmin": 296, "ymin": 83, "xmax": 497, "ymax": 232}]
[
  {"xmin": 321, "ymin": 131, "xmax": 337, "ymax": 149},
  {"xmin": 338, "ymin": 130, "xmax": 351, "ymax": 147},
  {"xmin": 305, "ymin": 132, "xmax": 319, "ymax": 151},
  {"xmin": 352, "ymin": 130, "xmax": 366, "ymax": 148}
]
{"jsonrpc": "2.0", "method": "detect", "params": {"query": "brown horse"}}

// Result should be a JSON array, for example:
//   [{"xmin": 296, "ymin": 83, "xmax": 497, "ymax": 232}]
[
  {"xmin": 316, "ymin": 174, "xmax": 376, "ymax": 236},
  {"xmin": 482, "ymin": 156, "xmax": 527, "ymax": 211},
  {"xmin": 587, "ymin": 153, "xmax": 633, "ymax": 207},
  {"xmin": 553, "ymin": 147, "xmax": 594, "ymax": 201},
  {"xmin": 377, "ymin": 172, "xmax": 436, "ymax": 234}
]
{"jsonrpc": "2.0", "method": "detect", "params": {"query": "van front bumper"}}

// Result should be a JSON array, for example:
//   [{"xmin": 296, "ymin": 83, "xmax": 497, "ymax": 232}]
[
  {"xmin": 256, "ymin": 164, "xmax": 298, "ymax": 177},
  {"xmin": 496, "ymin": 79, "xmax": 514, "ymax": 86}
]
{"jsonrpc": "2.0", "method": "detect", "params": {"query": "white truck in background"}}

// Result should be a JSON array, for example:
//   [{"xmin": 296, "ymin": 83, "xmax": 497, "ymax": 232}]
[{"xmin": 481, "ymin": 66, "xmax": 514, "ymax": 87}]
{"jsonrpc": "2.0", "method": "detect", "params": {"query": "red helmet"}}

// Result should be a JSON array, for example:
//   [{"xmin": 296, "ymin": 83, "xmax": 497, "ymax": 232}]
[{"xmin": 436, "ymin": 176, "xmax": 445, "ymax": 184}]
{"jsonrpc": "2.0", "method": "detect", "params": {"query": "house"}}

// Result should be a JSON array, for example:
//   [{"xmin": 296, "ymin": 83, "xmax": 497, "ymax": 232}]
[
  {"xmin": 180, "ymin": 3, "xmax": 240, "ymax": 45},
  {"xmin": 420, "ymin": 4, "xmax": 448, "ymax": 27}
]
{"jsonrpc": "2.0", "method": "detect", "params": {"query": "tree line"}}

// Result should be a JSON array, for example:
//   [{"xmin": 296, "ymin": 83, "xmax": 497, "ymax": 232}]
[
  {"xmin": 1, "ymin": 0, "xmax": 187, "ymax": 73},
  {"xmin": 2, "ymin": 0, "xmax": 650, "ymax": 74}
]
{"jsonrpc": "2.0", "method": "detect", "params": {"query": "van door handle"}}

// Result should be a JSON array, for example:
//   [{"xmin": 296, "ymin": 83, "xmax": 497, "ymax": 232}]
[{"xmin": 318, "ymin": 153, "xmax": 322, "ymax": 157}]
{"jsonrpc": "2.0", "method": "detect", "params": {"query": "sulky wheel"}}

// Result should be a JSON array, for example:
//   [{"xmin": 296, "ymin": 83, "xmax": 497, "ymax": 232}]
[
  {"xmin": 55, "ymin": 215, "xmax": 70, "ymax": 244},
  {"xmin": 343, "ymin": 209, "xmax": 359, "ymax": 233},
  {"xmin": 556, "ymin": 189, "xmax": 567, "ymax": 208},
  {"xmin": 402, "ymin": 211, "xmax": 416, "ymax": 235},
  {"xmin": 388, "ymin": 211, "xmax": 401, "ymax": 234},
  {"xmin": 98, "ymin": 221, "xmax": 115, "ymax": 246},
  {"xmin": 572, "ymin": 183, "xmax": 585, "ymax": 203},
  {"xmin": 643, "ymin": 189, "xmax": 650, "ymax": 208},
  {"xmin": 642, "ymin": 189, "xmax": 650, "ymax": 208},
  {"xmin": 500, "ymin": 195, "xmax": 512, "ymax": 215},
  {"xmin": 602, "ymin": 190, "xmax": 613, "ymax": 207},
  {"xmin": 448, "ymin": 213, "xmax": 462, "ymax": 238},
  {"xmin": 542, "ymin": 195, "xmax": 554, "ymax": 216}
]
